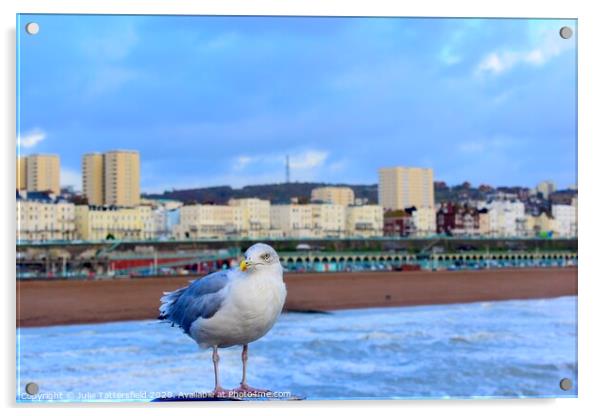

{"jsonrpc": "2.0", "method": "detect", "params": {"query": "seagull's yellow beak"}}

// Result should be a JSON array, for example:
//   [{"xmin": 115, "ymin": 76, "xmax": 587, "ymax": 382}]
[{"xmin": 240, "ymin": 259, "xmax": 247, "ymax": 272}]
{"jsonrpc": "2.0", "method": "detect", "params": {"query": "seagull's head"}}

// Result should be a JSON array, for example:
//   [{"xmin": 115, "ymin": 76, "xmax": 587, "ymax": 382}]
[{"xmin": 240, "ymin": 243, "xmax": 281, "ymax": 274}]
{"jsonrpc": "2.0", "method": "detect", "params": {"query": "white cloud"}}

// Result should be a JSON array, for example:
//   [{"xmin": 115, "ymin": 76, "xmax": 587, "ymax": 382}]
[
  {"xmin": 475, "ymin": 24, "xmax": 574, "ymax": 77},
  {"xmin": 142, "ymin": 150, "xmax": 347, "ymax": 192},
  {"xmin": 477, "ymin": 52, "xmax": 507, "ymax": 75},
  {"xmin": 17, "ymin": 128, "xmax": 46, "ymax": 149},
  {"xmin": 232, "ymin": 149, "xmax": 329, "ymax": 172},
  {"xmin": 233, "ymin": 156, "xmax": 253, "ymax": 171},
  {"xmin": 221, "ymin": 149, "xmax": 330, "ymax": 185},
  {"xmin": 438, "ymin": 22, "xmax": 479, "ymax": 67},
  {"xmin": 476, "ymin": 49, "xmax": 550, "ymax": 76},
  {"xmin": 524, "ymin": 49, "xmax": 545, "ymax": 65},
  {"xmin": 289, "ymin": 150, "xmax": 328, "ymax": 169},
  {"xmin": 476, "ymin": 49, "xmax": 547, "ymax": 76},
  {"xmin": 61, "ymin": 167, "xmax": 81, "ymax": 191}
]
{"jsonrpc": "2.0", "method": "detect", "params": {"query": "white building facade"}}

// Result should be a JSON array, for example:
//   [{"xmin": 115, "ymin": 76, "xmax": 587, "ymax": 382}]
[
  {"xmin": 552, "ymin": 202, "xmax": 577, "ymax": 237},
  {"xmin": 411, "ymin": 206, "xmax": 437, "ymax": 236},
  {"xmin": 174, "ymin": 204, "xmax": 243, "ymax": 239},
  {"xmin": 228, "ymin": 198, "xmax": 271, "ymax": 238},
  {"xmin": 478, "ymin": 199, "xmax": 527, "ymax": 237},
  {"xmin": 270, "ymin": 204, "xmax": 315, "ymax": 238},
  {"xmin": 17, "ymin": 191, "xmax": 75, "ymax": 241},
  {"xmin": 345, "ymin": 205, "xmax": 384, "ymax": 238}
]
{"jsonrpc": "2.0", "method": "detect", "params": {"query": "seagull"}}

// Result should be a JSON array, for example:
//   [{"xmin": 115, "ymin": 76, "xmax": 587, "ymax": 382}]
[{"xmin": 158, "ymin": 243, "xmax": 287, "ymax": 398}]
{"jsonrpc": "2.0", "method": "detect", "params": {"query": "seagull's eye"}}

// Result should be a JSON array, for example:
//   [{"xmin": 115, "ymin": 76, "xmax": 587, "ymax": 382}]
[{"xmin": 262, "ymin": 253, "xmax": 271, "ymax": 262}]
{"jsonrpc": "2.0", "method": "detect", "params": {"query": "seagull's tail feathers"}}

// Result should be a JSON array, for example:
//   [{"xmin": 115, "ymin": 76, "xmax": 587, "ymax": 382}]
[{"xmin": 158, "ymin": 287, "xmax": 186, "ymax": 322}]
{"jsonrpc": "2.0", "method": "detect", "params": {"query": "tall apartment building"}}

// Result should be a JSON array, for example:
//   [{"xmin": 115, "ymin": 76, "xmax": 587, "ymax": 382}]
[
  {"xmin": 378, "ymin": 166, "xmax": 434, "ymax": 211},
  {"xmin": 82, "ymin": 153, "xmax": 104, "ymax": 206},
  {"xmin": 17, "ymin": 154, "xmax": 61, "ymax": 195},
  {"xmin": 311, "ymin": 186, "xmax": 355, "ymax": 206},
  {"xmin": 16, "ymin": 157, "xmax": 27, "ymax": 190},
  {"xmin": 83, "ymin": 150, "xmax": 140, "ymax": 207}
]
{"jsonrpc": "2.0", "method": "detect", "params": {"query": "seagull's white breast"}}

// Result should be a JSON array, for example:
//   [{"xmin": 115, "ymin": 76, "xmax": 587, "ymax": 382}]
[{"xmin": 189, "ymin": 267, "xmax": 286, "ymax": 348}]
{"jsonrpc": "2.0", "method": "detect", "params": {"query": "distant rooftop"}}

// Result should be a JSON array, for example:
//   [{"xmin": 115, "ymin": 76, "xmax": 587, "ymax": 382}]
[{"xmin": 16, "ymin": 190, "xmax": 69, "ymax": 204}]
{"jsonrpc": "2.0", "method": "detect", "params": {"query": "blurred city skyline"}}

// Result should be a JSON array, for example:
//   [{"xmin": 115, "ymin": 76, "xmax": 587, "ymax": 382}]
[{"xmin": 17, "ymin": 15, "xmax": 577, "ymax": 192}]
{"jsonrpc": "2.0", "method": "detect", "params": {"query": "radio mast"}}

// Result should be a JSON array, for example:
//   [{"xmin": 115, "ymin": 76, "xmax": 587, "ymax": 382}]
[{"xmin": 285, "ymin": 155, "xmax": 291, "ymax": 183}]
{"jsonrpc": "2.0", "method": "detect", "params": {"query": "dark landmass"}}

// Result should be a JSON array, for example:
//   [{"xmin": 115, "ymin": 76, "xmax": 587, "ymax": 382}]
[
  {"xmin": 144, "ymin": 182, "xmax": 379, "ymax": 205},
  {"xmin": 143, "ymin": 181, "xmax": 576, "ymax": 208}
]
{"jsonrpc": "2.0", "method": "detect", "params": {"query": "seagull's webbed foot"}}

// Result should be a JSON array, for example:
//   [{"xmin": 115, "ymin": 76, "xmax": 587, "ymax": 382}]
[
  {"xmin": 211, "ymin": 386, "xmax": 232, "ymax": 398},
  {"xmin": 233, "ymin": 383, "xmax": 271, "ymax": 396}
]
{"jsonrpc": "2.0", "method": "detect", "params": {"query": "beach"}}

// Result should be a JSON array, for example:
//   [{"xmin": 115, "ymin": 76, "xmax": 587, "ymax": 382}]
[{"xmin": 16, "ymin": 267, "xmax": 577, "ymax": 328}]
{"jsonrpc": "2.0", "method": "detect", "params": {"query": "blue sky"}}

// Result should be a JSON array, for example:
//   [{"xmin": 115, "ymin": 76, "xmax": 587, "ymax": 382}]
[{"xmin": 17, "ymin": 15, "xmax": 577, "ymax": 192}]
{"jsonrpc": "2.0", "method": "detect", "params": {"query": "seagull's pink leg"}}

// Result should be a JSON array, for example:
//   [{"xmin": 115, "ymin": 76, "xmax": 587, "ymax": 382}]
[
  {"xmin": 233, "ymin": 344, "xmax": 271, "ymax": 395},
  {"xmin": 211, "ymin": 346, "xmax": 232, "ymax": 398}
]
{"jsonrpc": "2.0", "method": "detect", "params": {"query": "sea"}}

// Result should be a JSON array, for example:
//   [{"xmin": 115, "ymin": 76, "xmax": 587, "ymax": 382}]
[{"xmin": 17, "ymin": 296, "xmax": 577, "ymax": 402}]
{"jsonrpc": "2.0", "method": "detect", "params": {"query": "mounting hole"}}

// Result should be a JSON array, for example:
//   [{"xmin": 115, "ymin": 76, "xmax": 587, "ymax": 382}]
[
  {"xmin": 559, "ymin": 26, "xmax": 573, "ymax": 39},
  {"xmin": 559, "ymin": 378, "xmax": 573, "ymax": 391},
  {"xmin": 25, "ymin": 382, "xmax": 39, "ymax": 395},
  {"xmin": 25, "ymin": 22, "xmax": 40, "ymax": 35}
]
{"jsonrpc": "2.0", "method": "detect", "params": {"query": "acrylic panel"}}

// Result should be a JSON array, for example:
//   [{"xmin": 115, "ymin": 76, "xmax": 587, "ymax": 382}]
[{"xmin": 16, "ymin": 14, "xmax": 577, "ymax": 402}]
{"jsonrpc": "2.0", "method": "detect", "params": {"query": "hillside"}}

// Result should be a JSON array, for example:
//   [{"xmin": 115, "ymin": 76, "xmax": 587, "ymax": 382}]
[
  {"xmin": 143, "ymin": 182, "xmax": 576, "ymax": 207},
  {"xmin": 144, "ymin": 182, "xmax": 379, "ymax": 205}
]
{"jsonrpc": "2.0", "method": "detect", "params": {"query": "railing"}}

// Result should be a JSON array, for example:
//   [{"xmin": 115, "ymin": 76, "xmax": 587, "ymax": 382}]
[
  {"xmin": 16, "ymin": 247, "xmax": 242, "ymax": 280},
  {"xmin": 15, "ymin": 235, "xmax": 579, "ymax": 246},
  {"xmin": 279, "ymin": 250, "xmax": 577, "ymax": 273}
]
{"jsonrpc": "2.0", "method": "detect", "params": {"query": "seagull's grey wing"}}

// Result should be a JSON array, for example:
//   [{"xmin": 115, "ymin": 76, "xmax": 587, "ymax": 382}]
[{"xmin": 158, "ymin": 269, "xmax": 231, "ymax": 334}]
